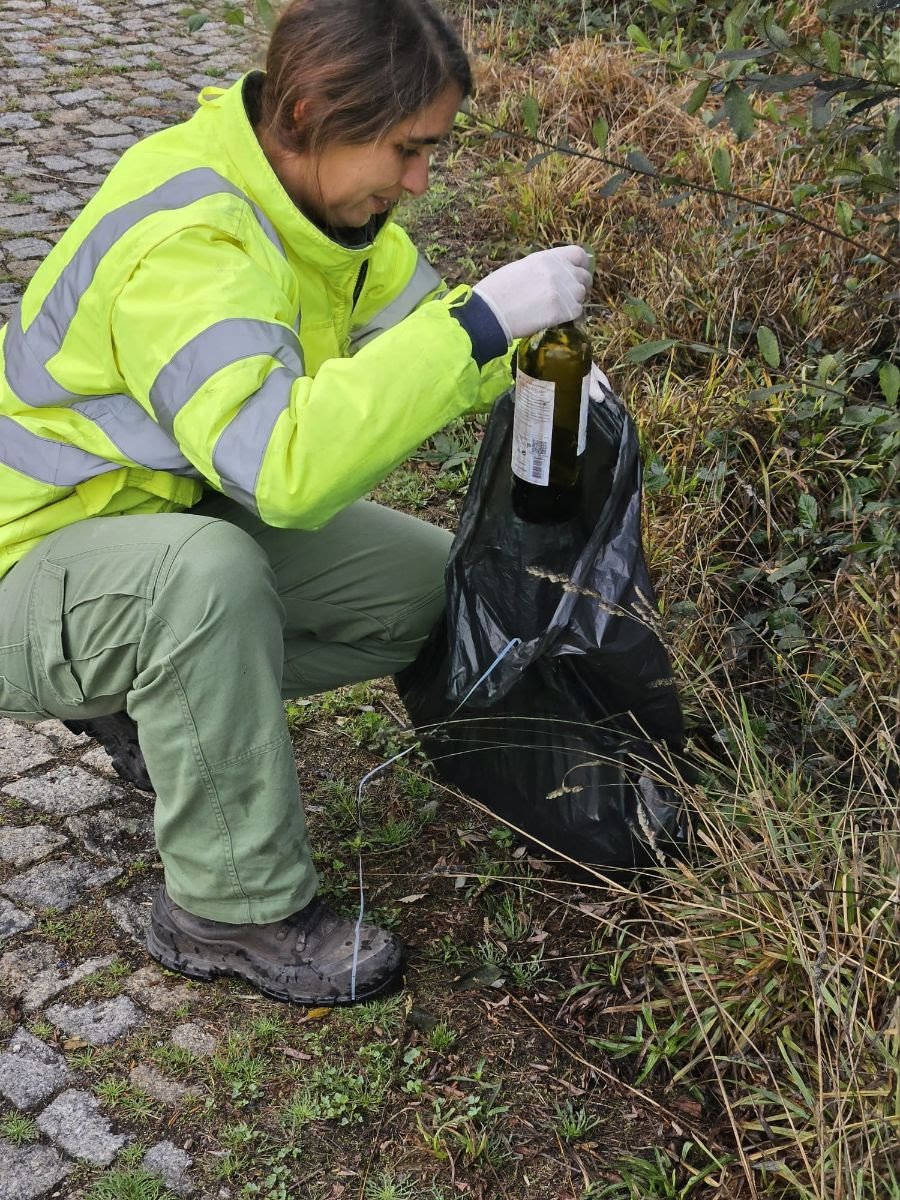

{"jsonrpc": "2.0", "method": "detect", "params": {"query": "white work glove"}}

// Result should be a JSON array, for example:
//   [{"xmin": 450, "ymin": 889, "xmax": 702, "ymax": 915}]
[
  {"xmin": 589, "ymin": 363, "xmax": 614, "ymax": 403},
  {"xmin": 473, "ymin": 245, "xmax": 592, "ymax": 342}
]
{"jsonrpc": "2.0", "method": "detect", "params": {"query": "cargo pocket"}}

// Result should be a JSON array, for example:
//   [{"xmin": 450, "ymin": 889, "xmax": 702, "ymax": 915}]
[
  {"xmin": 28, "ymin": 560, "xmax": 84, "ymax": 707},
  {"xmin": 0, "ymin": 674, "xmax": 43, "ymax": 721}
]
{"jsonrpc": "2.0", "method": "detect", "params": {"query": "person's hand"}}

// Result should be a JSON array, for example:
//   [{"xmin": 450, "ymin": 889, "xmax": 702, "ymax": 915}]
[
  {"xmin": 473, "ymin": 246, "xmax": 592, "ymax": 342},
  {"xmin": 589, "ymin": 363, "xmax": 614, "ymax": 403}
]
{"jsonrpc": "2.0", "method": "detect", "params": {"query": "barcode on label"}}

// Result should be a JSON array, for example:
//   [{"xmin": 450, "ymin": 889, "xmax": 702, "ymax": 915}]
[{"xmin": 532, "ymin": 440, "xmax": 548, "ymax": 456}]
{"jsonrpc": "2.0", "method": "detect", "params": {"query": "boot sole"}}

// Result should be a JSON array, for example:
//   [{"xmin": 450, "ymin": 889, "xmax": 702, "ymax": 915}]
[{"xmin": 145, "ymin": 923, "xmax": 403, "ymax": 1007}]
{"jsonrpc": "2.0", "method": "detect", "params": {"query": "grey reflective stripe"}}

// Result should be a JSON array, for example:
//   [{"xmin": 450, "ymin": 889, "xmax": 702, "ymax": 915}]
[
  {"xmin": 4, "ymin": 167, "xmax": 287, "ymax": 408},
  {"xmin": 0, "ymin": 416, "xmax": 121, "ymax": 487},
  {"xmin": 211, "ymin": 366, "xmax": 293, "ymax": 513},
  {"xmin": 72, "ymin": 396, "xmax": 200, "ymax": 477},
  {"xmin": 349, "ymin": 255, "xmax": 443, "ymax": 353},
  {"xmin": 249, "ymin": 201, "xmax": 285, "ymax": 260},
  {"xmin": 149, "ymin": 317, "xmax": 305, "ymax": 432},
  {"xmin": 3, "ymin": 306, "xmax": 74, "ymax": 410}
]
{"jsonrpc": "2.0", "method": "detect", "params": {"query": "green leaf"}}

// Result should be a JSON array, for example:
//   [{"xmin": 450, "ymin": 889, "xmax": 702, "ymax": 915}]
[
  {"xmin": 797, "ymin": 493, "xmax": 818, "ymax": 529},
  {"xmin": 879, "ymin": 362, "xmax": 899, "ymax": 405},
  {"xmin": 835, "ymin": 198, "xmax": 855, "ymax": 235},
  {"xmin": 223, "ymin": 7, "xmax": 244, "ymax": 22},
  {"xmin": 521, "ymin": 94, "xmax": 539, "ymax": 137},
  {"xmin": 757, "ymin": 326, "xmax": 780, "ymax": 368},
  {"xmin": 714, "ymin": 48, "xmax": 760, "ymax": 63},
  {"xmin": 841, "ymin": 405, "xmax": 890, "ymax": 427},
  {"xmin": 626, "ymin": 339, "xmax": 679, "ymax": 363},
  {"xmin": 623, "ymin": 295, "xmax": 657, "ymax": 327},
  {"xmin": 684, "ymin": 79, "xmax": 711, "ymax": 115},
  {"xmin": 626, "ymin": 149, "xmax": 656, "ymax": 176},
  {"xmin": 768, "ymin": 557, "xmax": 809, "ymax": 583},
  {"xmin": 185, "ymin": 12, "xmax": 207, "ymax": 31},
  {"xmin": 811, "ymin": 91, "xmax": 833, "ymax": 131},
  {"xmin": 711, "ymin": 145, "xmax": 732, "ymax": 190},
  {"xmin": 256, "ymin": 0, "xmax": 277, "ymax": 31},
  {"xmin": 597, "ymin": 172, "xmax": 626, "ymax": 198},
  {"xmin": 626, "ymin": 24, "xmax": 652, "ymax": 52},
  {"xmin": 592, "ymin": 117, "xmax": 609, "ymax": 151},
  {"xmin": 724, "ymin": 83, "xmax": 756, "ymax": 142},
  {"xmin": 764, "ymin": 20, "xmax": 791, "ymax": 50},
  {"xmin": 821, "ymin": 28, "xmax": 841, "ymax": 73},
  {"xmin": 524, "ymin": 149, "xmax": 554, "ymax": 172}
]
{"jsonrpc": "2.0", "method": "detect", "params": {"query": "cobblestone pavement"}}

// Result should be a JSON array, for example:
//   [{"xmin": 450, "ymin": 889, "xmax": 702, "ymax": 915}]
[{"xmin": 1, "ymin": 2, "xmax": 260, "ymax": 1194}]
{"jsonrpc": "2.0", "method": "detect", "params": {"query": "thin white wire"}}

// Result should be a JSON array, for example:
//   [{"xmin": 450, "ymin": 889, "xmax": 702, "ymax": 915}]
[{"xmin": 349, "ymin": 637, "xmax": 522, "ymax": 1000}]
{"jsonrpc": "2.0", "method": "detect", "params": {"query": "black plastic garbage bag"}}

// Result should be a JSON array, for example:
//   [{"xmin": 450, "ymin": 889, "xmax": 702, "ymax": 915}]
[{"xmin": 396, "ymin": 386, "xmax": 690, "ymax": 870}]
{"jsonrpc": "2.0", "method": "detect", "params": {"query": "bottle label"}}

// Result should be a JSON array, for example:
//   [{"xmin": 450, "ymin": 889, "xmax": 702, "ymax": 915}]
[
  {"xmin": 577, "ymin": 372, "xmax": 590, "ymax": 456},
  {"xmin": 512, "ymin": 370, "xmax": 555, "ymax": 486}
]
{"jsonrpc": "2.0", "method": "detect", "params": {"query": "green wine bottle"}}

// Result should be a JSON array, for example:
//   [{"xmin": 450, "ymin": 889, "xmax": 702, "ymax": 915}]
[{"xmin": 511, "ymin": 320, "xmax": 592, "ymax": 523}]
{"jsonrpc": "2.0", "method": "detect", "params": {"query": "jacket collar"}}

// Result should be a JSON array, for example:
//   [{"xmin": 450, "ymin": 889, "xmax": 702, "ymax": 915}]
[{"xmin": 204, "ymin": 72, "xmax": 387, "ymax": 271}]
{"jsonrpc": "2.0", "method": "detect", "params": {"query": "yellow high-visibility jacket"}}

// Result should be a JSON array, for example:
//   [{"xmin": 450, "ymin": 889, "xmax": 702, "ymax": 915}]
[{"xmin": 0, "ymin": 73, "xmax": 512, "ymax": 581}]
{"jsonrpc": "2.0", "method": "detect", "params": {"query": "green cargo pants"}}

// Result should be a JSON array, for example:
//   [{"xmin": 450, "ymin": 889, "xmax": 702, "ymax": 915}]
[{"xmin": 0, "ymin": 493, "xmax": 451, "ymax": 922}]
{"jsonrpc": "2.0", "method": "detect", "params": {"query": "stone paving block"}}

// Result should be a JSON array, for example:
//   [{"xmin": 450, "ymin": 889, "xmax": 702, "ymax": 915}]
[
  {"xmin": 170, "ymin": 1022, "xmax": 220, "ymax": 1058},
  {"xmin": 0, "ymin": 941, "xmax": 117, "ymax": 1011},
  {"xmin": 53, "ymin": 86, "xmax": 104, "ymax": 105},
  {"xmin": 143, "ymin": 1139, "xmax": 194, "ymax": 1195},
  {"xmin": 130, "ymin": 1063, "xmax": 203, "ymax": 1105},
  {"xmin": 36, "ymin": 1088, "xmax": 130, "ymax": 1164},
  {"xmin": 46, "ymin": 995, "xmax": 146, "ymax": 1045},
  {"xmin": 104, "ymin": 891, "xmax": 154, "ymax": 944},
  {"xmin": 37, "ymin": 153, "xmax": 84, "ymax": 171},
  {"xmin": 0, "ymin": 823, "xmax": 68, "ymax": 866},
  {"xmin": 126, "ymin": 963, "xmax": 194, "ymax": 1013},
  {"xmin": 2, "ymin": 764, "xmax": 125, "ymax": 814},
  {"xmin": 0, "ymin": 1137, "xmax": 72, "ymax": 1200},
  {"xmin": 6, "ymin": 257, "xmax": 46, "ymax": 281},
  {"xmin": 0, "ymin": 897, "xmax": 33, "ymax": 942},
  {"xmin": 76, "ymin": 148, "xmax": 119, "ymax": 166},
  {"xmin": 122, "ymin": 115, "xmax": 166, "ymax": 133},
  {"xmin": 79, "ymin": 744, "xmax": 119, "ymax": 778},
  {"xmin": 0, "ymin": 212, "xmax": 56, "ymax": 235},
  {"xmin": 0, "ymin": 855, "xmax": 121, "ymax": 912},
  {"xmin": 0, "ymin": 112, "xmax": 40, "ymax": 130},
  {"xmin": 0, "ymin": 1028, "xmax": 71, "ymax": 1109},
  {"xmin": 31, "ymin": 718, "xmax": 90, "ymax": 748},
  {"xmin": 65, "ymin": 803, "xmax": 154, "ymax": 862},
  {"xmin": 0, "ymin": 720, "xmax": 55, "ymax": 777},
  {"xmin": 87, "ymin": 133, "xmax": 138, "ymax": 150},
  {"xmin": 83, "ymin": 117, "xmax": 132, "ymax": 135},
  {"xmin": 36, "ymin": 192, "xmax": 84, "ymax": 216},
  {"xmin": 1, "ymin": 236, "xmax": 53, "ymax": 258},
  {"xmin": 137, "ymin": 74, "xmax": 186, "ymax": 92}
]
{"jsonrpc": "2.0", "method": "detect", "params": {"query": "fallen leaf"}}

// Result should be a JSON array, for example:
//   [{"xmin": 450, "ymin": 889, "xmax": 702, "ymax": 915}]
[
  {"xmin": 300, "ymin": 1007, "xmax": 332, "ymax": 1022},
  {"xmin": 409, "ymin": 1006, "xmax": 439, "ymax": 1032},
  {"xmin": 277, "ymin": 1046, "xmax": 313, "ymax": 1062},
  {"xmin": 63, "ymin": 1037, "xmax": 88, "ymax": 1051},
  {"xmin": 397, "ymin": 893, "xmax": 427, "ymax": 904},
  {"xmin": 450, "ymin": 963, "xmax": 506, "ymax": 991}
]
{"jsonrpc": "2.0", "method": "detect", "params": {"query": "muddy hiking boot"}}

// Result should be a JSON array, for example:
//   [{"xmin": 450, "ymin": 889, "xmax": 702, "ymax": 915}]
[
  {"xmin": 146, "ymin": 887, "xmax": 404, "ymax": 1005},
  {"xmin": 63, "ymin": 712, "xmax": 154, "ymax": 794}
]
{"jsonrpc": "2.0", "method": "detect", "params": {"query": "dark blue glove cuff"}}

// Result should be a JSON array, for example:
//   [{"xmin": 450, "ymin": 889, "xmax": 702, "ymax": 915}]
[{"xmin": 449, "ymin": 292, "xmax": 510, "ymax": 368}]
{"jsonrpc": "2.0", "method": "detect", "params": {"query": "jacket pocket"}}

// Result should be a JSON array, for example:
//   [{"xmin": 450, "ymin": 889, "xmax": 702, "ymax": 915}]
[
  {"xmin": 0, "ymin": 675, "xmax": 43, "ymax": 720},
  {"xmin": 28, "ymin": 560, "xmax": 84, "ymax": 707}
]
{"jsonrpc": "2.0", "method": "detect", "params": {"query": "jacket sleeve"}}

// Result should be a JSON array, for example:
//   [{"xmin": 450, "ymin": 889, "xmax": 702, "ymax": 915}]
[
  {"xmin": 349, "ymin": 226, "xmax": 514, "ymax": 411},
  {"xmin": 110, "ymin": 223, "xmax": 508, "ymax": 529}
]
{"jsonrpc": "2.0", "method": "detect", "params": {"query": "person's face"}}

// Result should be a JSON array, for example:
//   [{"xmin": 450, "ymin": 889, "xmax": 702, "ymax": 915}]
[{"xmin": 269, "ymin": 86, "xmax": 463, "ymax": 229}]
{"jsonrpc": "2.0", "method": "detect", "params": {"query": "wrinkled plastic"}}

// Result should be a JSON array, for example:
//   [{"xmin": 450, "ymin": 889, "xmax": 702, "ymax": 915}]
[{"xmin": 396, "ymin": 387, "xmax": 689, "ymax": 869}]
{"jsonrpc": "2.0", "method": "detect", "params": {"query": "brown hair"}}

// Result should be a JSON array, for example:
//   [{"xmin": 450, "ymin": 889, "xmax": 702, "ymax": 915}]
[{"xmin": 261, "ymin": 0, "xmax": 472, "ymax": 154}]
